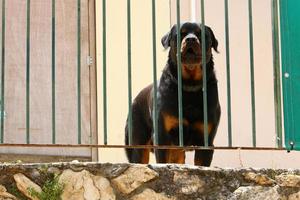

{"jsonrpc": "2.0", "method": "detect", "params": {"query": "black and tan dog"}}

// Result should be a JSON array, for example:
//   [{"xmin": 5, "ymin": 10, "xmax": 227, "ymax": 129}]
[{"xmin": 125, "ymin": 22, "xmax": 220, "ymax": 166}]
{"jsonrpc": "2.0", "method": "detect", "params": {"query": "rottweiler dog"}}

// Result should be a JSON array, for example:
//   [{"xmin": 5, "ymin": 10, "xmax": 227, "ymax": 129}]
[{"xmin": 125, "ymin": 22, "xmax": 220, "ymax": 166}]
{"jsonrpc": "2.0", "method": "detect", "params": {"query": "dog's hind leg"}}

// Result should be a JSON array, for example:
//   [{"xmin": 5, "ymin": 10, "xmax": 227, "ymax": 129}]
[
  {"xmin": 155, "ymin": 149, "xmax": 185, "ymax": 164},
  {"xmin": 194, "ymin": 149, "xmax": 214, "ymax": 166}
]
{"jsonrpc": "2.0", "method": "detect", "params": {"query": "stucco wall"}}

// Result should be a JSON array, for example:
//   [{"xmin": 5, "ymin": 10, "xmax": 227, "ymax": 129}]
[{"xmin": 95, "ymin": 0, "xmax": 300, "ymax": 168}]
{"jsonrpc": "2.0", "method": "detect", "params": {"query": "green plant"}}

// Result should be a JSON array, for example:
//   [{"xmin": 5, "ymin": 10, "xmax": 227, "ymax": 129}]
[
  {"xmin": 8, "ymin": 185, "xmax": 28, "ymax": 200},
  {"xmin": 28, "ymin": 175, "xmax": 64, "ymax": 200}
]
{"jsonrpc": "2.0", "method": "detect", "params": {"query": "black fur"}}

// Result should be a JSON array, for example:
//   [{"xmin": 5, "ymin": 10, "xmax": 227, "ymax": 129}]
[{"xmin": 125, "ymin": 22, "xmax": 221, "ymax": 166}]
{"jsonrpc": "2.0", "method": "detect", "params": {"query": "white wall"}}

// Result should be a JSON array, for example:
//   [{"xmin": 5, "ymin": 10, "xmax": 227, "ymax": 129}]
[
  {"xmin": 96, "ymin": 0, "xmax": 300, "ymax": 168},
  {"xmin": 96, "ymin": 0, "xmax": 171, "ymax": 163}
]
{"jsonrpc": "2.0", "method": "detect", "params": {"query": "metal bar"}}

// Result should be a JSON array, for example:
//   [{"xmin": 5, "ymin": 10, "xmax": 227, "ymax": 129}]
[
  {"xmin": 224, "ymin": 0, "xmax": 232, "ymax": 147},
  {"xmin": 26, "ymin": 0, "xmax": 31, "ymax": 144},
  {"xmin": 201, "ymin": 0, "xmax": 209, "ymax": 147},
  {"xmin": 248, "ymin": 0, "xmax": 256, "ymax": 147},
  {"xmin": 271, "ymin": 0, "xmax": 283, "ymax": 148},
  {"xmin": 127, "ymin": 0, "xmax": 133, "ymax": 145},
  {"xmin": 51, "ymin": 0, "xmax": 56, "ymax": 144},
  {"xmin": 77, "ymin": 0, "xmax": 82, "ymax": 144},
  {"xmin": 152, "ymin": 0, "xmax": 158, "ymax": 145},
  {"xmin": 0, "ymin": 143, "xmax": 288, "ymax": 151},
  {"xmin": 102, "ymin": 0, "xmax": 107, "ymax": 145},
  {"xmin": 0, "ymin": 0, "xmax": 5, "ymax": 143},
  {"xmin": 176, "ymin": 0, "xmax": 184, "ymax": 147}
]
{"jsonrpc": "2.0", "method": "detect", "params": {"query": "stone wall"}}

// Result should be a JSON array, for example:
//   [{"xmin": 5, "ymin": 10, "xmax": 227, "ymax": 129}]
[{"xmin": 0, "ymin": 162, "xmax": 299, "ymax": 200}]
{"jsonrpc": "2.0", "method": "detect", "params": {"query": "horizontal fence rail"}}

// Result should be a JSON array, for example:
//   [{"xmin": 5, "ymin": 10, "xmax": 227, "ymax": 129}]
[{"xmin": 0, "ymin": 143, "xmax": 288, "ymax": 151}]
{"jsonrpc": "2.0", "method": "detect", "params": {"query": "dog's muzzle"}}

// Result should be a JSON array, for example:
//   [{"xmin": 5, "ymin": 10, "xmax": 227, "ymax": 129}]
[{"xmin": 183, "ymin": 33, "xmax": 200, "ymax": 45}]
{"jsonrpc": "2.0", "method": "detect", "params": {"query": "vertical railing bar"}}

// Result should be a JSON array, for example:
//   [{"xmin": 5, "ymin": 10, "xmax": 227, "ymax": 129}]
[
  {"xmin": 102, "ymin": 0, "xmax": 107, "ymax": 145},
  {"xmin": 176, "ymin": 0, "xmax": 184, "ymax": 147},
  {"xmin": 201, "ymin": 0, "xmax": 209, "ymax": 147},
  {"xmin": 77, "ymin": 0, "xmax": 82, "ymax": 144},
  {"xmin": 152, "ymin": 0, "xmax": 158, "ymax": 145},
  {"xmin": 271, "ymin": 0, "xmax": 283, "ymax": 148},
  {"xmin": 51, "ymin": 0, "xmax": 56, "ymax": 144},
  {"xmin": 127, "ymin": 0, "xmax": 133, "ymax": 145},
  {"xmin": 224, "ymin": 0, "xmax": 232, "ymax": 147},
  {"xmin": 26, "ymin": 0, "xmax": 31, "ymax": 144},
  {"xmin": 0, "ymin": 0, "xmax": 5, "ymax": 143},
  {"xmin": 248, "ymin": 0, "xmax": 256, "ymax": 147}
]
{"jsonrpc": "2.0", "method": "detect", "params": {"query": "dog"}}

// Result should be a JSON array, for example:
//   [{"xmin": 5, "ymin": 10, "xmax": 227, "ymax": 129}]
[{"xmin": 125, "ymin": 22, "xmax": 220, "ymax": 166}]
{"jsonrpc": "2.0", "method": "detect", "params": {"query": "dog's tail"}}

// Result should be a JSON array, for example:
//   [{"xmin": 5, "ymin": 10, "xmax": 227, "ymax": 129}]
[{"xmin": 124, "ymin": 121, "xmax": 132, "ymax": 161}]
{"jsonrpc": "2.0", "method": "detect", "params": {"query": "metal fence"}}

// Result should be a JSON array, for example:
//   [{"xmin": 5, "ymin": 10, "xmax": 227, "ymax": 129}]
[
  {"xmin": 0, "ymin": 0, "xmax": 84, "ymax": 144},
  {"xmin": 102, "ymin": 0, "xmax": 284, "ymax": 151},
  {"xmin": 0, "ymin": 0, "xmax": 291, "ymax": 162},
  {"xmin": 0, "ymin": 0, "xmax": 97, "ymax": 160}
]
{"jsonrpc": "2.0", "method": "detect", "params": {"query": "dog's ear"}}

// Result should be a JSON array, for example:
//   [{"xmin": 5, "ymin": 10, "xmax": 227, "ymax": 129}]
[
  {"xmin": 161, "ymin": 25, "xmax": 176, "ymax": 49},
  {"xmin": 207, "ymin": 26, "xmax": 219, "ymax": 53}
]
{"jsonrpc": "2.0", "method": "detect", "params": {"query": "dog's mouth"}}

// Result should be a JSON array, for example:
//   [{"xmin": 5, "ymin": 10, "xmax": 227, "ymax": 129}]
[
  {"xmin": 181, "ymin": 44, "xmax": 201, "ymax": 64},
  {"xmin": 186, "ymin": 47, "xmax": 195, "ymax": 54}
]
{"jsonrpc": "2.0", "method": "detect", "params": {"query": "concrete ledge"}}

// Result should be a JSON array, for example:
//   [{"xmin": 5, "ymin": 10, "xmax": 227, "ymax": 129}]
[{"xmin": 0, "ymin": 162, "xmax": 299, "ymax": 200}]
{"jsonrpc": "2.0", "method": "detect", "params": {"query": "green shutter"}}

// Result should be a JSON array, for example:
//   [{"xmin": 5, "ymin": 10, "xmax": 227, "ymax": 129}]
[{"xmin": 280, "ymin": 0, "xmax": 300, "ymax": 150}]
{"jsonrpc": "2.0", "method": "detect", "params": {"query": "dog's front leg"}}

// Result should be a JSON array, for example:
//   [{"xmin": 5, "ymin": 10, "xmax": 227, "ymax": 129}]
[{"xmin": 154, "ymin": 112, "xmax": 185, "ymax": 164}]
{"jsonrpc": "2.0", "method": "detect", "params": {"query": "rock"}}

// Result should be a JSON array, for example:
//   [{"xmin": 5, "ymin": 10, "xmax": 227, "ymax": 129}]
[
  {"xmin": 131, "ymin": 189, "xmax": 175, "ymax": 200},
  {"xmin": 0, "ymin": 185, "xmax": 18, "ymax": 200},
  {"xmin": 173, "ymin": 172, "xmax": 205, "ymax": 194},
  {"xmin": 112, "ymin": 166, "xmax": 159, "ymax": 194},
  {"xmin": 288, "ymin": 191, "xmax": 300, "ymax": 200},
  {"xmin": 59, "ymin": 169, "xmax": 115, "ymax": 200},
  {"xmin": 230, "ymin": 186, "xmax": 283, "ymax": 200},
  {"xmin": 13, "ymin": 173, "xmax": 42, "ymax": 200},
  {"xmin": 47, "ymin": 167, "xmax": 61, "ymax": 175},
  {"xmin": 276, "ymin": 174, "xmax": 300, "ymax": 187},
  {"xmin": 244, "ymin": 172, "xmax": 275, "ymax": 186},
  {"xmin": 93, "ymin": 176, "xmax": 115, "ymax": 200}
]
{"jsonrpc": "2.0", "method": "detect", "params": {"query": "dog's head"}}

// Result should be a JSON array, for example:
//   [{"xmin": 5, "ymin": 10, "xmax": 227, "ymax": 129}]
[{"xmin": 161, "ymin": 22, "xmax": 218, "ymax": 81}]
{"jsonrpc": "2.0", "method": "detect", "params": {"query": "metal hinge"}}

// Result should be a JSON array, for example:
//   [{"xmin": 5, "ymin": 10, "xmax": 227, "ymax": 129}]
[
  {"xmin": 0, "ymin": 111, "xmax": 6, "ymax": 120},
  {"xmin": 0, "ymin": 101, "xmax": 6, "ymax": 120},
  {"xmin": 87, "ymin": 56, "xmax": 93, "ymax": 66}
]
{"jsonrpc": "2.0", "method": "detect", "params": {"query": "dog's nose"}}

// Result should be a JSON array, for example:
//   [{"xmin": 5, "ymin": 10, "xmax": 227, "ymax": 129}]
[
  {"xmin": 185, "ymin": 34, "xmax": 199, "ymax": 44},
  {"xmin": 186, "ymin": 37, "xmax": 197, "ymax": 43}
]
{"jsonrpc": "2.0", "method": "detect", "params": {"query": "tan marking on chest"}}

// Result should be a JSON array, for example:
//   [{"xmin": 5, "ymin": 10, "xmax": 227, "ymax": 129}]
[
  {"xmin": 193, "ymin": 122, "xmax": 213, "ymax": 135},
  {"xmin": 162, "ymin": 113, "xmax": 189, "ymax": 133},
  {"xmin": 182, "ymin": 65, "xmax": 202, "ymax": 81}
]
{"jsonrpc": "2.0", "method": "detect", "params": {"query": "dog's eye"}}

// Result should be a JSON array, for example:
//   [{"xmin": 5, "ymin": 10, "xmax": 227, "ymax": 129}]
[{"xmin": 181, "ymin": 31, "xmax": 188, "ymax": 37}]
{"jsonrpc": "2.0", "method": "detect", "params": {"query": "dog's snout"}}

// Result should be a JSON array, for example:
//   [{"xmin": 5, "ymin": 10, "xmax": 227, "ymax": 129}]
[
  {"xmin": 186, "ymin": 37, "xmax": 196, "ymax": 43},
  {"xmin": 185, "ymin": 34, "xmax": 199, "ymax": 44}
]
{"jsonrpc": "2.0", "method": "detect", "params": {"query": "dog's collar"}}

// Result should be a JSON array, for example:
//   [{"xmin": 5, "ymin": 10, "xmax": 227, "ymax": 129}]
[
  {"xmin": 166, "ymin": 69, "xmax": 217, "ymax": 92},
  {"xmin": 182, "ymin": 84, "xmax": 203, "ymax": 92},
  {"xmin": 166, "ymin": 70, "xmax": 202, "ymax": 92}
]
